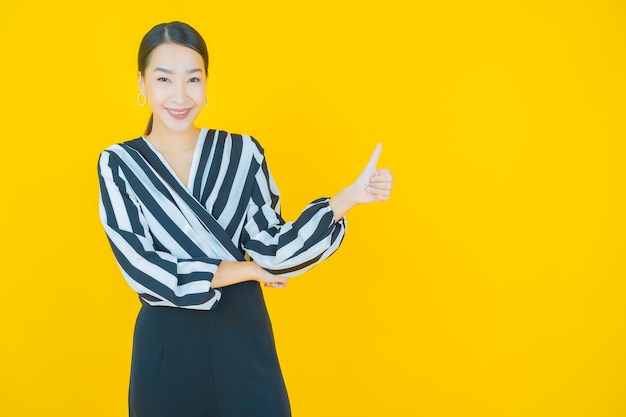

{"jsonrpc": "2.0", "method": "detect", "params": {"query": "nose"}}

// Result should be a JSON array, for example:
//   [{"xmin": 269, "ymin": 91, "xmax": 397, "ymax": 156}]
[{"xmin": 171, "ymin": 80, "xmax": 187, "ymax": 104}]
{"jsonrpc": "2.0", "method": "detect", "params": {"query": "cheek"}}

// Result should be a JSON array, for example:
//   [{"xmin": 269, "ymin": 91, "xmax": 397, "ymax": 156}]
[
  {"xmin": 145, "ymin": 84, "xmax": 167, "ymax": 103},
  {"xmin": 188, "ymin": 83, "xmax": 207, "ymax": 102}
]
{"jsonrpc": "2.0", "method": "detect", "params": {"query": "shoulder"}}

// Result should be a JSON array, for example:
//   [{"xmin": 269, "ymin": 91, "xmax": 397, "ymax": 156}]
[
  {"xmin": 100, "ymin": 137, "xmax": 143, "ymax": 156},
  {"xmin": 98, "ymin": 137, "xmax": 143, "ymax": 169},
  {"xmin": 207, "ymin": 128, "xmax": 265, "ymax": 159}
]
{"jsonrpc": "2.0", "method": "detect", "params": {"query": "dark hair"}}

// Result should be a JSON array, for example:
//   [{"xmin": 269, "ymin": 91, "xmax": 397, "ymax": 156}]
[{"xmin": 138, "ymin": 21, "xmax": 209, "ymax": 135}]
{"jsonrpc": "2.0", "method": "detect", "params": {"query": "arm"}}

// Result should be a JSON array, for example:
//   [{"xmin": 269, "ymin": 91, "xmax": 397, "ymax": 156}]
[
  {"xmin": 98, "ymin": 151, "xmax": 285, "ymax": 309},
  {"xmin": 211, "ymin": 261, "xmax": 288, "ymax": 288},
  {"xmin": 240, "ymin": 141, "xmax": 347, "ymax": 277},
  {"xmin": 241, "ymin": 140, "xmax": 392, "ymax": 278}
]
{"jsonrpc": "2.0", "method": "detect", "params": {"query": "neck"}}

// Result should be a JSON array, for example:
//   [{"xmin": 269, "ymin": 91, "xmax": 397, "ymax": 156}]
[{"xmin": 146, "ymin": 123, "xmax": 201, "ymax": 154}]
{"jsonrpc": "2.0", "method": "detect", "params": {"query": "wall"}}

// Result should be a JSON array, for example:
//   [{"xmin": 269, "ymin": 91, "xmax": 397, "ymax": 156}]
[{"xmin": 0, "ymin": 1, "xmax": 625, "ymax": 416}]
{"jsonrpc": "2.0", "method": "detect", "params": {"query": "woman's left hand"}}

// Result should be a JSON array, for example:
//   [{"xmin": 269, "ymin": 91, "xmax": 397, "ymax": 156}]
[
  {"xmin": 353, "ymin": 143, "xmax": 393, "ymax": 204},
  {"xmin": 329, "ymin": 142, "xmax": 393, "ymax": 222}
]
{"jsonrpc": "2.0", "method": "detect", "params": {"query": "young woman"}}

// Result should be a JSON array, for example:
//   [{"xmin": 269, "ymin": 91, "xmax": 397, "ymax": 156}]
[{"xmin": 98, "ymin": 21, "xmax": 393, "ymax": 417}]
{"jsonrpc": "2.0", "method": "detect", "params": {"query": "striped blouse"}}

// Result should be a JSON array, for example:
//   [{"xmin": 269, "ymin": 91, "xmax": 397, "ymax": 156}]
[{"xmin": 98, "ymin": 128, "xmax": 346, "ymax": 310}]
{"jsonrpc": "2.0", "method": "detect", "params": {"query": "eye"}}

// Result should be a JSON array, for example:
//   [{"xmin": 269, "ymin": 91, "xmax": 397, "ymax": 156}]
[
  {"xmin": 188, "ymin": 77, "xmax": 201, "ymax": 83},
  {"xmin": 157, "ymin": 77, "xmax": 170, "ymax": 82}
]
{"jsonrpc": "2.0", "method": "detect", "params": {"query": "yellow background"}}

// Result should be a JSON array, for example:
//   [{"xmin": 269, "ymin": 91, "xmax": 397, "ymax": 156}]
[{"xmin": 1, "ymin": 1, "xmax": 625, "ymax": 416}]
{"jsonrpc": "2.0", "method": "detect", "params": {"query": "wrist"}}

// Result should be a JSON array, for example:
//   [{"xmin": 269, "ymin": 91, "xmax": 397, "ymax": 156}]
[
  {"xmin": 329, "ymin": 184, "xmax": 358, "ymax": 222},
  {"xmin": 249, "ymin": 262, "xmax": 265, "ymax": 282},
  {"xmin": 347, "ymin": 183, "xmax": 359, "ymax": 206}
]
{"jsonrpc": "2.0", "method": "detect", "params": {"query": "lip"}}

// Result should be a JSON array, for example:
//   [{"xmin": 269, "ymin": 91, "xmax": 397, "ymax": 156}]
[{"xmin": 166, "ymin": 108, "xmax": 192, "ymax": 120}]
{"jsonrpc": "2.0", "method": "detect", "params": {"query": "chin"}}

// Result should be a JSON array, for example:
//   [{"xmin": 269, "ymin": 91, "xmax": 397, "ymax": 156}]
[{"xmin": 156, "ymin": 114, "xmax": 200, "ymax": 133}]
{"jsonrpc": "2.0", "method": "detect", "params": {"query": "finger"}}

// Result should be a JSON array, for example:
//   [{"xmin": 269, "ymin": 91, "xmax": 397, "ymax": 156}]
[
  {"xmin": 370, "ymin": 176, "xmax": 393, "ymax": 188},
  {"xmin": 364, "ymin": 143, "xmax": 383, "ymax": 172},
  {"xmin": 366, "ymin": 181, "xmax": 392, "ymax": 198},
  {"xmin": 370, "ymin": 169, "xmax": 393, "ymax": 181},
  {"xmin": 367, "ymin": 187, "xmax": 392, "ymax": 197},
  {"xmin": 265, "ymin": 281, "xmax": 288, "ymax": 288},
  {"xmin": 370, "ymin": 176, "xmax": 391, "ymax": 184},
  {"xmin": 368, "ymin": 182, "xmax": 392, "ymax": 190}
]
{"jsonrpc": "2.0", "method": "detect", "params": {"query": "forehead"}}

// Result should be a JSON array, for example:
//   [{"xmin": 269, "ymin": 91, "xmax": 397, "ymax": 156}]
[{"xmin": 146, "ymin": 43, "xmax": 204, "ymax": 71}]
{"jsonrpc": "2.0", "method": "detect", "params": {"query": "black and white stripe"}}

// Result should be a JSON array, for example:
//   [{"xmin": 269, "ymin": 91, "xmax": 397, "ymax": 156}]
[{"xmin": 98, "ymin": 128, "xmax": 346, "ymax": 310}]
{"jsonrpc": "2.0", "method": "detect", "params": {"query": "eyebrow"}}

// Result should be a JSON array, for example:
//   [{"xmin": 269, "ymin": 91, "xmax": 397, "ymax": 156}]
[{"xmin": 154, "ymin": 67, "xmax": 203, "ymax": 74}]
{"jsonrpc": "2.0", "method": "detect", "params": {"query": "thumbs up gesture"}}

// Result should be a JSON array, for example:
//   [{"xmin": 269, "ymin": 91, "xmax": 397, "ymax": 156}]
[
  {"xmin": 353, "ymin": 143, "xmax": 393, "ymax": 204},
  {"xmin": 329, "ymin": 143, "xmax": 393, "ymax": 221}
]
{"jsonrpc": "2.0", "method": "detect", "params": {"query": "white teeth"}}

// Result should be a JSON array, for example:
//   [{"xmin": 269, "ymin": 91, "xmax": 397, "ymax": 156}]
[{"xmin": 169, "ymin": 110, "xmax": 188, "ymax": 115}]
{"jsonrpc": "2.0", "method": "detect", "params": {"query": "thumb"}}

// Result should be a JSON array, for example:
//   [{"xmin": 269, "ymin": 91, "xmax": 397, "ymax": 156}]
[{"xmin": 363, "ymin": 142, "xmax": 382, "ymax": 173}]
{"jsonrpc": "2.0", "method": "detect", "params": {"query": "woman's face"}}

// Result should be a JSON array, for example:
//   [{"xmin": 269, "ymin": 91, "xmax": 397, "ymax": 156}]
[{"xmin": 138, "ymin": 43, "xmax": 207, "ymax": 136}]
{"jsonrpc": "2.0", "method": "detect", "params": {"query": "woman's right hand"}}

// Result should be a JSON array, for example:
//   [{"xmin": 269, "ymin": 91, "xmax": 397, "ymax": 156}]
[
  {"xmin": 211, "ymin": 260, "xmax": 288, "ymax": 288},
  {"xmin": 256, "ymin": 265, "xmax": 289, "ymax": 288}
]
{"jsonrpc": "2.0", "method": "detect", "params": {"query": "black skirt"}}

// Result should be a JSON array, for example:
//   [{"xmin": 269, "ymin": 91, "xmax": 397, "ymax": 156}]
[{"xmin": 128, "ymin": 281, "xmax": 291, "ymax": 417}]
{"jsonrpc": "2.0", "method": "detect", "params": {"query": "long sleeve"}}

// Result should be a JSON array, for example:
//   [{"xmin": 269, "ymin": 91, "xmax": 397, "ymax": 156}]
[
  {"xmin": 241, "ymin": 143, "xmax": 347, "ymax": 276},
  {"xmin": 98, "ymin": 150, "xmax": 222, "ymax": 310}
]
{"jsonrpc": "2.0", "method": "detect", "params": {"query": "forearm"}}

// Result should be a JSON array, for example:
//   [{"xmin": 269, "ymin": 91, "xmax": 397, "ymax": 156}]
[
  {"xmin": 210, "ymin": 260, "xmax": 260, "ymax": 288},
  {"xmin": 211, "ymin": 260, "xmax": 287, "ymax": 288},
  {"xmin": 329, "ymin": 184, "xmax": 358, "ymax": 222}
]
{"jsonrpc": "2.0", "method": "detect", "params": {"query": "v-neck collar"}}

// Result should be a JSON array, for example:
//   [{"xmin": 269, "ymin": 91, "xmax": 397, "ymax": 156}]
[
  {"xmin": 141, "ymin": 128, "xmax": 207, "ymax": 192},
  {"xmin": 124, "ymin": 130, "xmax": 247, "ymax": 261}
]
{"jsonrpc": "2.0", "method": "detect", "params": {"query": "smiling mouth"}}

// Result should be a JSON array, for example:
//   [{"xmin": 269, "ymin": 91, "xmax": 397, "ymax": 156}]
[{"xmin": 166, "ymin": 108, "xmax": 192, "ymax": 119}]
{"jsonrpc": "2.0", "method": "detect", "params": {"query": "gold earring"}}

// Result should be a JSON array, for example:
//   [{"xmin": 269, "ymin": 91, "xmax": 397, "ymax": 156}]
[
  {"xmin": 204, "ymin": 95, "xmax": 209, "ymax": 107},
  {"xmin": 138, "ymin": 92, "xmax": 147, "ymax": 106}
]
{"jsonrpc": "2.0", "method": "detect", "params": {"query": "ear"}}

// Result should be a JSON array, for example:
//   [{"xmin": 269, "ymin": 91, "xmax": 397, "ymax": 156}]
[{"xmin": 138, "ymin": 71, "xmax": 145, "ymax": 92}]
